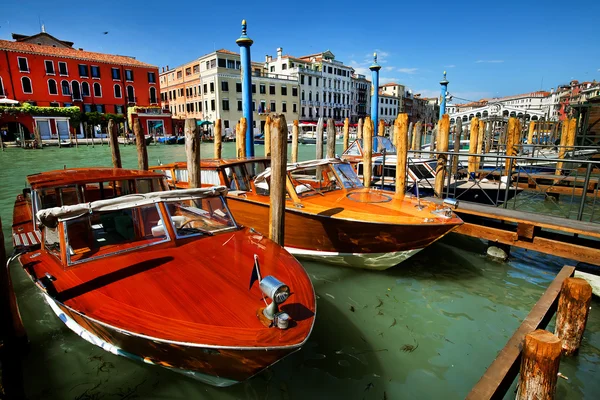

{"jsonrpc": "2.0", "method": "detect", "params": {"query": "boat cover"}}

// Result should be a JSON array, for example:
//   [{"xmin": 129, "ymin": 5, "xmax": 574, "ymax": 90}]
[
  {"xmin": 254, "ymin": 158, "xmax": 344, "ymax": 183},
  {"xmin": 37, "ymin": 186, "xmax": 228, "ymax": 226}
]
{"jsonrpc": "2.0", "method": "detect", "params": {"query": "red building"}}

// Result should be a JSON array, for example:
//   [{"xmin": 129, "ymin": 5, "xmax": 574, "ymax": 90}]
[{"xmin": 0, "ymin": 30, "xmax": 171, "ymax": 140}]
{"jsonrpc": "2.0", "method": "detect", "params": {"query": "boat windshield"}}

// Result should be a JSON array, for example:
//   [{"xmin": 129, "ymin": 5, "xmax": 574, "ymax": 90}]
[
  {"xmin": 345, "ymin": 137, "xmax": 397, "ymax": 156},
  {"xmin": 165, "ymin": 196, "xmax": 236, "ymax": 238},
  {"xmin": 288, "ymin": 164, "xmax": 343, "ymax": 197},
  {"xmin": 332, "ymin": 163, "xmax": 364, "ymax": 189}
]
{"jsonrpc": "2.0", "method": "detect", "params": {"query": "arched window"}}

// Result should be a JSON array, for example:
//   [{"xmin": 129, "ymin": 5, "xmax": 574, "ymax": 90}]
[
  {"xmin": 476, "ymin": 112, "xmax": 481, "ymax": 118},
  {"xmin": 22, "ymin": 76, "xmax": 33, "ymax": 94},
  {"xmin": 48, "ymin": 79, "xmax": 58, "ymax": 95},
  {"xmin": 149, "ymin": 87, "xmax": 157, "ymax": 104},
  {"xmin": 482, "ymin": 111, "xmax": 489, "ymax": 118},
  {"xmin": 126, "ymin": 85, "xmax": 135, "ymax": 103},
  {"xmin": 71, "ymin": 81, "xmax": 81, "ymax": 100},
  {"xmin": 82, "ymin": 82, "xmax": 90, "ymax": 97},
  {"xmin": 316, "ymin": 92, "xmax": 319, "ymax": 102},
  {"xmin": 61, "ymin": 80, "xmax": 70, "ymax": 95},
  {"xmin": 93, "ymin": 82, "xmax": 102, "ymax": 97},
  {"xmin": 462, "ymin": 115, "xmax": 468, "ymax": 122},
  {"xmin": 450, "ymin": 118, "xmax": 455, "ymax": 124},
  {"xmin": 114, "ymin": 84, "xmax": 122, "ymax": 98},
  {"xmin": 309, "ymin": 91, "xmax": 312, "ymax": 101}
]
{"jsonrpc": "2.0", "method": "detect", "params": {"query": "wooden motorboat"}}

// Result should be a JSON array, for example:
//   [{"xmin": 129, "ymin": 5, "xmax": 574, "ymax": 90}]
[
  {"xmin": 11, "ymin": 169, "xmax": 315, "ymax": 386},
  {"xmin": 151, "ymin": 158, "xmax": 463, "ymax": 270}
]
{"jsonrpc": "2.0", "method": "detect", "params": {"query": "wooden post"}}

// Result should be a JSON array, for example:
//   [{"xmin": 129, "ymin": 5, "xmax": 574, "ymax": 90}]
[
  {"xmin": 264, "ymin": 115, "xmax": 272, "ymax": 157},
  {"xmin": 528, "ymin": 121, "xmax": 536, "ymax": 145},
  {"xmin": 476, "ymin": 120, "xmax": 485, "ymax": 171},
  {"xmin": 357, "ymin": 118, "xmax": 363, "ymax": 140},
  {"xmin": 89, "ymin": 124, "xmax": 95, "ymax": 148},
  {"xmin": 134, "ymin": 118, "xmax": 148, "ymax": 170},
  {"xmin": 452, "ymin": 119, "xmax": 462, "ymax": 175},
  {"xmin": 291, "ymin": 120, "xmax": 299, "ymax": 163},
  {"xmin": 0, "ymin": 126, "xmax": 3, "ymax": 151},
  {"xmin": 342, "ymin": 117, "xmax": 350, "ymax": 151},
  {"xmin": 406, "ymin": 121, "xmax": 413, "ymax": 149},
  {"xmin": 316, "ymin": 117, "xmax": 324, "ymax": 159},
  {"xmin": 435, "ymin": 115, "xmax": 450, "ymax": 197},
  {"xmin": 269, "ymin": 114, "xmax": 288, "ymax": 245},
  {"xmin": 237, "ymin": 118, "xmax": 247, "ymax": 158},
  {"xmin": 214, "ymin": 118, "xmax": 222, "ymax": 159},
  {"xmin": 378, "ymin": 119, "xmax": 385, "ymax": 137},
  {"xmin": 555, "ymin": 277, "xmax": 592, "ymax": 355},
  {"xmin": 505, "ymin": 117, "xmax": 518, "ymax": 174},
  {"xmin": 185, "ymin": 118, "xmax": 201, "ymax": 188},
  {"xmin": 326, "ymin": 118, "xmax": 336, "ymax": 158},
  {"xmin": 107, "ymin": 119, "xmax": 122, "ymax": 168},
  {"xmin": 516, "ymin": 329, "xmax": 562, "ymax": 400},
  {"xmin": 34, "ymin": 124, "xmax": 43, "ymax": 149},
  {"xmin": 468, "ymin": 118, "xmax": 479, "ymax": 176},
  {"xmin": 485, "ymin": 119, "xmax": 493, "ymax": 153},
  {"xmin": 362, "ymin": 117, "xmax": 373, "ymax": 187},
  {"xmin": 566, "ymin": 117, "xmax": 577, "ymax": 151},
  {"xmin": 413, "ymin": 121, "xmax": 423, "ymax": 152},
  {"xmin": 235, "ymin": 121, "xmax": 241, "ymax": 156},
  {"xmin": 395, "ymin": 113, "xmax": 408, "ymax": 199}
]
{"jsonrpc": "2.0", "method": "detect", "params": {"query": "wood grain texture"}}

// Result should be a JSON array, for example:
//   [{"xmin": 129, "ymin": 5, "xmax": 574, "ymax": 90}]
[
  {"xmin": 516, "ymin": 330, "xmax": 562, "ymax": 400},
  {"xmin": 435, "ymin": 115, "xmax": 450, "ymax": 197},
  {"xmin": 342, "ymin": 118, "xmax": 349, "ymax": 151},
  {"xmin": 108, "ymin": 119, "xmax": 122, "ymax": 169},
  {"xmin": 357, "ymin": 118, "xmax": 363, "ymax": 140},
  {"xmin": 269, "ymin": 115, "xmax": 287, "ymax": 245},
  {"xmin": 326, "ymin": 118, "xmax": 336, "ymax": 158},
  {"xmin": 291, "ymin": 120, "xmax": 299, "ymax": 163},
  {"xmin": 555, "ymin": 277, "xmax": 592, "ymax": 355},
  {"xmin": 185, "ymin": 118, "xmax": 200, "ymax": 188},
  {"xmin": 214, "ymin": 119, "xmax": 222, "ymax": 159},
  {"xmin": 134, "ymin": 119, "xmax": 148, "ymax": 171},
  {"xmin": 468, "ymin": 118, "xmax": 479, "ymax": 175},
  {"xmin": 362, "ymin": 117, "xmax": 373, "ymax": 188},
  {"xmin": 395, "ymin": 114, "xmax": 408, "ymax": 200}
]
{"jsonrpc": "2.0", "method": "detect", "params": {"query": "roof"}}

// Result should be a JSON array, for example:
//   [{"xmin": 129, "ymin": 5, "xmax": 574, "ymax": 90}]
[
  {"xmin": 0, "ymin": 39, "xmax": 156, "ymax": 68},
  {"xmin": 215, "ymin": 49, "xmax": 238, "ymax": 56},
  {"xmin": 27, "ymin": 168, "xmax": 164, "ymax": 189},
  {"xmin": 12, "ymin": 32, "xmax": 74, "ymax": 47},
  {"xmin": 380, "ymin": 82, "xmax": 401, "ymax": 87}
]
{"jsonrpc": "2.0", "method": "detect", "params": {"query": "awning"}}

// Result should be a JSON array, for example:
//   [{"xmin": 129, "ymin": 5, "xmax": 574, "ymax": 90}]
[
  {"xmin": 0, "ymin": 98, "xmax": 19, "ymax": 105},
  {"xmin": 197, "ymin": 120, "xmax": 213, "ymax": 126}
]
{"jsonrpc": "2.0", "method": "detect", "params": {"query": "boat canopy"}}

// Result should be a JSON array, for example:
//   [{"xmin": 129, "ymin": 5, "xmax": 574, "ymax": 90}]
[
  {"xmin": 37, "ymin": 187, "xmax": 228, "ymax": 226},
  {"xmin": 197, "ymin": 120, "xmax": 214, "ymax": 126},
  {"xmin": 254, "ymin": 158, "xmax": 344, "ymax": 183}
]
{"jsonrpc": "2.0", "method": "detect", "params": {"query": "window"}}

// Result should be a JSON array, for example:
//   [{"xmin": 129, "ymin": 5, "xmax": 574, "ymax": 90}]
[
  {"xmin": 203, "ymin": 84, "xmax": 208, "ymax": 94},
  {"xmin": 125, "ymin": 69, "xmax": 134, "ymax": 81},
  {"xmin": 252, "ymin": 101, "xmax": 255, "ymax": 111},
  {"xmin": 48, "ymin": 79, "xmax": 58, "ymax": 95},
  {"xmin": 80, "ymin": 82, "xmax": 90, "ymax": 97},
  {"xmin": 300, "ymin": 75, "xmax": 305, "ymax": 84},
  {"xmin": 18, "ymin": 57, "xmax": 29, "ymax": 72},
  {"xmin": 237, "ymin": 100, "xmax": 242, "ymax": 111},
  {"xmin": 270, "ymin": 66, "xmax": 275, "ymax": 72},
  {"xmin": 72, "ymin": 81, "xmax": 82, "ymax": 100},
  {"xmin": 316, "ymin": 78, "xmax": 319, "ymax": 87},
  {"xmin": 222, "ymin": 99, "xmax": 229, "ymax": 111},
  {"xmin": 61, "ymin": 80, "xmax": 70, "ymax": 95},
  {"xmin": 45, "ymin": 60, "xmax": 55, "ymax": 74},
  {"xmin": 293, "ymin": 103, "xmax": 297, "ymax": 113},
  {"xmin": 211, "ymin": 99, "xmax": 215, "ymax": 111},
  {"xmin": 282, "ymin": 64, "xmax": 287, "ymax": 70},
  {"xmin": 224, "ymin": 120, "xmax": 230, "ymax": 129},
  {"xmin": 115, "ymin": 105, "xmax": 123, "ymax": 114},
  {"xmin": 177, "ymin": 71, "xmax": 182, "ymax": 79},
  {"xmin": 292, "ymin": 87, "xmax": 298, "ymax": 97},
  {"xmin": 49, "ymin": 101, "xmax": 60, "ymax": 107},
  {"xmin": 79, "ymin": 64, "xmax": 89, "ymax": 77},
  {"xmin": 221, "ymin": 81, "xmax": 229, "ymax": 91},
  {"xmin": 111, "ymin": 68, "xmax": 121, "ymax": 80},
  {"xmin": 270, "ymin": 101, "xmax": 276, "ymax": 112},
  {"xmin": 114, "ymin": 84, "xmax": 122, "ymax": 98},
  {"xmin": 148, "ymin": 72, "xmax": 156, "ymax": 83},
  {"xmin": 59, "ymin": 62, "xmax": 68, "ymax": 76},
  {"xmin": 93, "ymin": 82, "xmax": 102, "ymax": 97},
  {"xmin": 269, "ymin": 85, "xmax": 275, "ymax": 95},
  {"xmin": 127, "ymin": 85, "xmax": 135, "ymax": 102},
  {"xmin": 185, "ymin": 67, "xmax": 191, "ymax": 76},
  {"xmin": 308, "ymin": 76, "xmax": 312, "ymax": 85},
  {"xmin": 236, "ymin": 82, "xmax": 242, "ymax": 92},
  {"xmin": 282, "ymin": 102, "xmax": 287, "ymax": 112},
  {"xmin": 210, "ymin": 82, "xmax": 214, "ymax": 92},
  {"xmin": 252, "ymin": 84, "xmax": 256, "ymax": 94},
  {"xmin": 260, "ymin": 84, "xmax": 266, "ymax": 94},
  {"xmin": 91, "ymin": 66, "xmax": 100, "ymax": 78},
  {"xmin": 193, "ymin": 64, "xmax": 200, "ymax": 74},
  {"xmin": 218, "ymin": 58, "xmax": 226, "ymax": 68},
  {"xmin": 227, "ymin": 59, "xmax": 235, "ymax": 69},
  {"xmin": 309, "ymin": 91, "xmax": 312, "ymax": 101},
  {"xmin": 301, "ymin": 91, "xmax": 305, "ymax": 100}
]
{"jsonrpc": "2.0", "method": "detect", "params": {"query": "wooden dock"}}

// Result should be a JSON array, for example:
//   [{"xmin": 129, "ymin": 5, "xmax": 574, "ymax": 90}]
[{"xmin": 431, "ymin": 199, "xmax": 600, "ymax": 265}]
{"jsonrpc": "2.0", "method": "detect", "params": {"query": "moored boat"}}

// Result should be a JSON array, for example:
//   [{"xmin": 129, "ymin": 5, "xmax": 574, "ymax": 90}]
[
  {"xmin": 11, "ymin": 169, "xmax": 315, "ymax": 386},
  {"xmin": 151, "ymin": 158, "xmax": 463, "ymax": 270}
]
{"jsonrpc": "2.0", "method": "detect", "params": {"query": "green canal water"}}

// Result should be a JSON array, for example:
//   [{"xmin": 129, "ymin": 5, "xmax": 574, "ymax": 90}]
[{"xmin": 1, "ymin": 144, "xmax": 599, "ymax": 399}]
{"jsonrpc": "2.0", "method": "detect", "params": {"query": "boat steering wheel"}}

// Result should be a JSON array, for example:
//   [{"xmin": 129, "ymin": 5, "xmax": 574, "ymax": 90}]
[{"xmin": 180, "ymin": 218, "xmax": 211, "ymax": 230}]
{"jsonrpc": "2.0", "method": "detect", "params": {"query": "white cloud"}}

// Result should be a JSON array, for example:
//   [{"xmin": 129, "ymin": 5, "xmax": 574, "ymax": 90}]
[
  {"xmin": 384, "ymin": 66, "xmax": 395, "ymax": 71},
  {"xmin": 475, "ymin": 60, "xmax": 504, "ymax": 63},
  {"xmin": 445, "ymin": 64, "xmax": 456, "ymax": 68},
  {"xmin": 414, "ymin": 89, "xmax": 440, "ymax": 98},
  {"xmin": 398, "ymin": 68, "xmax": 418, "ymax": 74}
]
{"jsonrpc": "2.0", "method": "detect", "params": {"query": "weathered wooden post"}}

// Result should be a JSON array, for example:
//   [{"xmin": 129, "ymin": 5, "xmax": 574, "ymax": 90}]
[
  {"xmin": 269, "ymin": 114, "xmax": 288, "ymax": 245},
  {"xmin": 413, "ymin": 121, "xmax": 423, "ymax": 152},
  {"xmin": 343, "ymin": 117, "xmax": 350, "ymax": 151},
  {"xmin": 237, "ymin": 118, "xmax": 247, "ymax": 158},
  {"xmin": 89, "ymin": 124, "xmax": 95, "ymax": 148},
  {"xmin": 435, "ymin": 115, "xmax": 450, "ymax": 197},
  {"xmin": 107, "ymin": 119, "xmax": 122, "ymax": 168},
  {"xmin": 0, "ymin": 126, "xmax": 4, "ymax": 151},
  {"xmin": 134, "ymin": 118, "xmax": 148, "ymax": 170},
  {"xmin": 485, "ymin": 118, "xmax": 493, "ymax": 153},
  {"xmin": 566, "ymin": 117, "xmax": 577, "ymax": 151},
  {"xmin": 528, "ymin": 121, "xmax": 536, "ymax": 145},
  {"xmin": 214, "ymin": 118, "xmax": 222, "ymax": 159},
  {"xmin": 516, "ymin": 329, "xmax": 562, "ymax": 400},
  {"xmin": 34, "ymin": 124, "xmax": 43, "ymax": 149},
  {"xmin": 291, "ymin": 120, "xmax": 299, "ymax": 163},
  {"xmin": 452, "ymin": 119, "xmax": 462, "ymax": 175},
  {"xmin": 505, "ymin": 117, "xmax": 518, "ymax": 174},
  {"xmin": 378, "ymin": 119, "xmax": 385, "ymax": 137},
  {"xmin": 468, "ymin": 118, "xmax": 479, "ymax": 176},
  {"xmin": 184, "ymin": 118, "xmax": 201, "ymax": 188},
  {"xmin": 476, "ymin": 120, "xmax": 485, "ymax": 171},
  {"xmin": 357, "ymin": 118, "xmax": 363, "ymax": 140},
  {"xmin": 235, "ymin": 121, "xmax": 241, "ymax": 156},
  {"xmin": 264, "ymin": 115, "xmax": 272, "ymax": 157},
  {"xmin": 395, "ymin": 113, "xmax": 408, "ymax": 200},
  {"xmin": 406, "ymin": 121, "xmax": 413, "ymax": 149},
  {"xmin": 362, "ymin": 117, "xmax": 373, "ymax": 187},
  {"xmin": 326, "ymin": 118, "xmax": 336, "ymax": 158},
  {"xmin": 316, "ymin": 117, "xmax": 324, "ymax": 159},
  {"xmin": 555, "ymin": 277, "xmax": 592, "ymax": 355}
]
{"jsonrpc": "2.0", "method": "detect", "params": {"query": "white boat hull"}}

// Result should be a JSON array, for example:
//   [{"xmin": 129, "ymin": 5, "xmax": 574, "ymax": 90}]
[{"xmin": 285, "ymin": 247, "xmax": 423, "ymax": 270}]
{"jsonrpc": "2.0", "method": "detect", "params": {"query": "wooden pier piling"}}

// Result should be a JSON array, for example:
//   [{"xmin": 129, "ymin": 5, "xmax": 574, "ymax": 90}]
[
  {"xmin": 134, "ymin": 119, "xmax": 148, "ymax": 170},
  {"xmin": 326, "ymin": 118, "xmax": 336, "ymax": 158},
  {"xmin": 214, "ymin": 118, "xmax": 222, "ymax": 159},
  {"xmin": 395, "ymin": 113, "xmax": 408, "ymax": 200},
  {"xmin": 269, "ymin": 115, "xmax": 288, "ymax": 245},
  {"xmin": 107, "ymin": 119, "xmax": 122, "ymax": 169},
  {"xmin": 485, "ymin": 119, "xmax": 493, "ymax": 154},
  {"xmin": 406, "ymin": 121, "xmax": 413, "ymax": 149},
  {"xmin": 378, "ymin": 119, "xmax": 385, "ymax": 137},
  {"xmin": 468, "ymin": 117, "xmax": 479, "ymax": 176},
  {"xmin": 413, "ymin": 121, "xmax": 423, "ymax": 152},
  {"xmin": 0, "ymin": 128, "xmax": 3, "ymax": 151},
  {"xmin": 516, "ymin": 329, "xmax": 562, "ymax": 400},
  {"xmin": 435, "ymin": 115, "xmax": 450, "ymax": 197},
  {"xmin": 291, "ymin": 120, "xmax": 299, "ymax": 163},
  {"xmin": 528, "ymin": 121, "xmax": 536, "ymax": 145},
  {"xmin": 505, "ymin": 118, "xmax": 519, "ymax": 174},
  {"xmin": 452, "ymin": 119, "xmax": 462, "ymax": 175},
  {"xmin": 343, "ymin": 117, "xmax": 350, "ymax": 151},
  {"xmin": 476, "ymin": 120, "xmax": 485, "ymax": 171},
  {"xmin": 237, "ymin": 118, "xmax": 247, "ymax": 158},
  {"xmin": 555, "ymin": 277, "xmax": 592, "ymax": 355},
  {"xmin": 34, "ymin": 124, "xmax": 42, "ymax": 149},
  {"xmin": 264, "ymin": 115, "xmax": 272, "ymax": 157},
  {"xmin": 357, "ymin": 118, "xmax": 363, "ymax": 140},
  {"xmin": 363, "ymin": 117, "xmax": 373, "ymax": 188},
  {"xmin": 316, "ymin": 117, "xmax": 324, "ymax": 160},
  {"xmin": 185, "ymin": 118, "xmax": 201, "ymax": 188}
]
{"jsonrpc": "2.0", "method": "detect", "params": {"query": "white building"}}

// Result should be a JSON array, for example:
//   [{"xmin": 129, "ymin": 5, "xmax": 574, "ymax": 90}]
[
  {"xmin": 378, "ymin": 92, "xmax": 400, "ymax": 124},
  {"xmin": 351, "ymin": 73, "xmax": 371, "ymax": 123}
]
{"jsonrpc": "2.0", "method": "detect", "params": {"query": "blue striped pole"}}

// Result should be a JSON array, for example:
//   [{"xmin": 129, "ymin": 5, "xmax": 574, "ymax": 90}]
[
  {"xmin": 369, "ymin": 53, "xmax": 381, "ymax": 128},
  {"xmin": 236, "ymin": 20, "xmax": 254, "ymax": 157},
  {"xmin": 439, "ymin": 71, "xmax": 449, "ymax": 120}
]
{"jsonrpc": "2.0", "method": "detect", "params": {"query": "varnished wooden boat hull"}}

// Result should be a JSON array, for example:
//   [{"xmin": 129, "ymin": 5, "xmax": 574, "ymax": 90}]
[{"xmin": 45, "ymin": 295, "xmax": 298, "ymax": 386}]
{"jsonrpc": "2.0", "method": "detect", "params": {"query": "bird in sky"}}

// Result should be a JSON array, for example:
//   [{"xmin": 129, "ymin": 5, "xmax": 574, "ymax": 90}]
[{"xmin": 102, "ymin": 31, "xmax": 109, "ymax": 35}]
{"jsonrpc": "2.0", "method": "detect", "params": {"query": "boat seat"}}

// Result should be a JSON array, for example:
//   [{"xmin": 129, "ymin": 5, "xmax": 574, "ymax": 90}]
[
  {"xmin": 295, "ymin": 184, "xmax": 313, "ymax": 194},
  {"xmin": 151, "ymin": 216, "xmax": 185, "ymax": 237}
]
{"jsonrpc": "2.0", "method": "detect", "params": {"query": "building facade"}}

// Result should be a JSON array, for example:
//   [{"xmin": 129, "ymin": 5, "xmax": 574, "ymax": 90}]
[
  {"xmin": 378, "ymin": 92, "xmax": 400, "ymax": 124},
  {"xmin": 160, "ymin": 49, "xmax": 299, "ymax": 135},
  {"xmin": 350, "ymin": 73, "xmax": 371, "ymax": 123},
  {"xmin": 0, "ymin": 30, "xmax": 168, "ymax": 139},
  {"xmin": 264, "ymin": 49, "xmax": 353, "ymax": 122}
]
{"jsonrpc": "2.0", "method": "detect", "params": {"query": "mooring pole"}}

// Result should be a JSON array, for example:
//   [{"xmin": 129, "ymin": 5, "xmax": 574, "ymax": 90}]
[
  {"xmin": 362, "ymin": 117, "xmax": 373, "ymax": 188},
  {"xmin": 214, "ymin": 118, "xmax": 222, "ymax": 159},
  {"xmin": 516, "ymin": 329, "xmax": 562, "ymax": 400},
  {"xmin": 269, "ymin": 114, "xmax": 288, "ymax": 245},
  {"xmin": 326, "ymin": 118, "xmax": 336, "ymax": 158},
  {"xmin": 357, "ymin": 118, "xmax": 363, "ymax": 140},
  {"xmin": 264, "ymin": 115, "xmax": 272, "ymax": 157},
  {"xmin": 468, "ymin": 117, "xmax": 479, "ymax": 177},
  {"xmin": 185, "ymin": 118, "xmax": 200, "ymax": 188},
  {"xmin": 452, "ymin": 119, "xmax": 462, "ymax": 176},
  {"xmin": 555, "ymin": 277, "xmax": 592, "ymax": 355},
  {"xmin": 316, "ymin": 117, "xmax": 324, "ymax": 159},
  {"xmin": 439, "ymin": 71, "xmax": 449, "ymax": 120},
  {"xmin": 395, "ymin": 113, "xmax": 409, "ymax": 200},
  {"xmin": 236, "ymin": 20, "xmax": 255, "ymax": 157},
  {"xmin": 435, "ymin": 115, "xmax": 450, "ymax": 197},
  {"xmin": 238, "ymin": 118, "xmax": 247, "ymax": 158},
  {"xmin": 291, "ymin": 120, "xmax": 299, "ymax": 163},
  {"xmin": 369, "ymin": 53, "xmax": 381, "ymax": 126},
  {"xmin": 107, "ymin": 119, "xmax": 122, "ymax": 168},
  {"xmin": 343, "ymin": 117, "xmax": 350, "ymax": 151},
  {"xmin": 134, "ymin": 119, "xmax": 148, "ymax": 170}
]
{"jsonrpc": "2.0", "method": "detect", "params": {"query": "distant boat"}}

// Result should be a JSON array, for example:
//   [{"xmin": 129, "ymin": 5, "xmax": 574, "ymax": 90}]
[{"xmin": 155, "ymin": 135, "xmax": 178, "ymax": 145}]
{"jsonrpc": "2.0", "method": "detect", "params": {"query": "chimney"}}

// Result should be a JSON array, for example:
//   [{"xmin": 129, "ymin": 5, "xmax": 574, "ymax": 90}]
[
  {"xmin": 551, "ymin": 87, "xmax": 554, "ymax": 94},
  {"xmin": 277, "ymin": 47, "xmax": 282, "ymax": 60},
  {"xmin": 266, "ymin": 55, "xmax": 272, "ymax": 63},
  {"xmin": 166, "ymin": 65, "xmax": 169, "ymax": 71}
]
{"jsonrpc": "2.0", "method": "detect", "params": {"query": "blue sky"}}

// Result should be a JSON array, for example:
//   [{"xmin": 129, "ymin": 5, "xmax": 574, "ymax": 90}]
[{"xmin": 2, "ymin": 1, "xmax": 599, "ymax": 102}]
